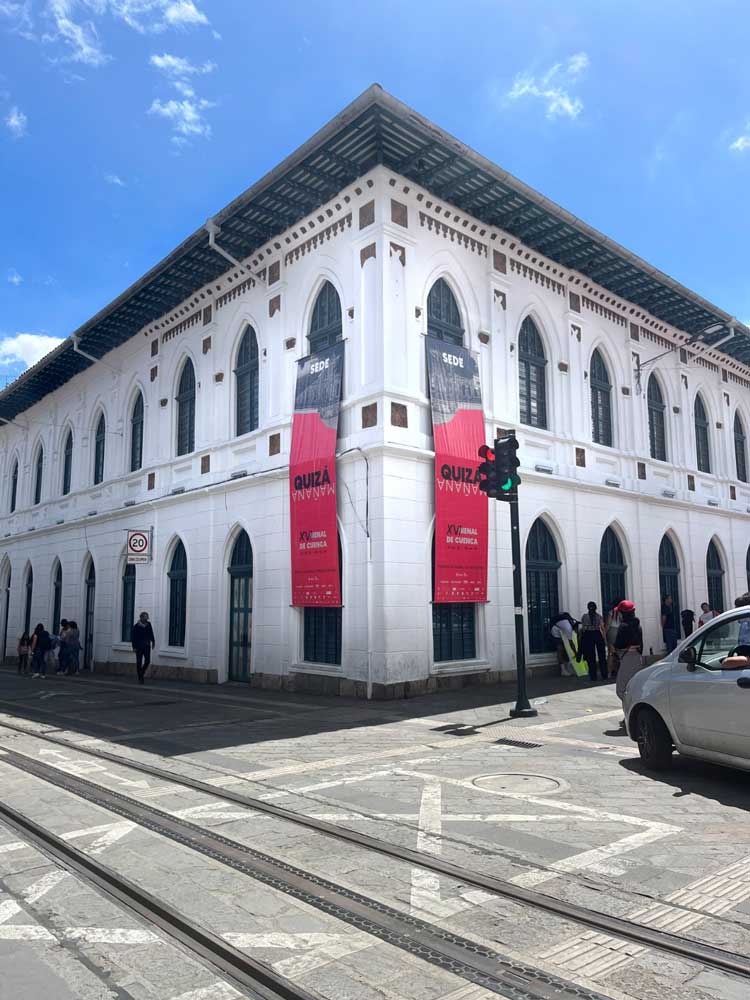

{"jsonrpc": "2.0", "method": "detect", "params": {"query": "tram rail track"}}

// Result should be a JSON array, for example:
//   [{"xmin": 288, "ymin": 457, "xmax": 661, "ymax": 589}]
[{"xmin": 0, "ymin": 718, "xmax": 749, "ymax": 988}]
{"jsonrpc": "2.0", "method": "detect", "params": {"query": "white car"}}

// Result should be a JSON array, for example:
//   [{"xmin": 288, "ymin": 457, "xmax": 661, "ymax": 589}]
[{"xmin": 624, "ymin": 606, "xmax": 750, "ymax": 771}]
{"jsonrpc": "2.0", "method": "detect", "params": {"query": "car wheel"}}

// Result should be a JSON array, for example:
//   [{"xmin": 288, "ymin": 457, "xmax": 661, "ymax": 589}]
[{"xmin": 636, "ymin": 708, "xmax": 673, "ymax": 770}]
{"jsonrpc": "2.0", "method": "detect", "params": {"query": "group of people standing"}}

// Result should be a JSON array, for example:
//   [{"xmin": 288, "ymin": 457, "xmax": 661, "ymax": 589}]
[
  {"xmin": 661, "ymin": 595, "xmax": 719, "ymax": 652},
  {"xmin": 550, "ymin": 599, "xmax": 644, "ymax": 702},
  {"xmin": 16, "ymin": 620, "xmax": 82, "ymax": 678}
]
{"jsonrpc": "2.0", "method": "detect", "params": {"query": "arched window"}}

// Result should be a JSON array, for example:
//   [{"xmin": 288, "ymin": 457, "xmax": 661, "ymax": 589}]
[
  {"xmin": 526, "ymin": 519, "xmax": 561, "ymax": 654},
  {"xmin": 706, "ymin": 540, "xmax": 724, "ymax": 614},
  {"xmin": 52, "ymin": 562, "xmax": 62, "ymax": 635},
  {"xmin": 658, "ymin": 535, "xmax": 681, "ymax": 620},
  {"xmin": 1, "ymin": 566, "xmax": 11, "ymax": 664},
  {"xmin": 600, "ymin": 528, "xmax": 627, "ymax": 614},
  {"xmin": 647, "ymin": 375, "xmax": 667, "ymax": 462},
  {"xmin": 694, "ymin": 394, "xmax": 711, "ymax": 473},
  {"xmin": 24, "ymin": 565, "xmax": 33, "ymax": 637},
  {"xmin": 121, "ymin": 564, "xmax": 136, "ymax": 643},
  {"xmin": 734, "ymin": 412, "xmax": 748, "ymax": 484},
  {"xmin": 130, "ymin": 392, "xmax": 144, "ymax": 472},
  {"xmin": 176, "ymin": 361, "xmax": 196, "ymax": 456},
  {"xmin": 83, "ymin": 560, "xmax": 96, "ymax": 670},
  {"xmin": 33, "ymin": 446, "xmax": 43, "ymax": 505},
  {"xmin": 228, "ymin": 530, "xmax": 253, "ymax": 680},
  {"xmin": 590, "ymin": 349, "xmax": 613, "ymax": 446},
  {"xmin": 308, "ymin": 281, "xmax": 342, "ymax": 353},
  {"xmin": 304, "ymin": 536, "xmax": 343, "ymax": 665},
  {"xmin": 235, "ymin": 327, "xmax": 259, "ymax": 437},
  {"xmin": 432, "ymin": 551, "xmax": 476, "ymax": 662},
  {"xmin": 168, "ymin": 540, "xmax": 187, "ymax": 647},
  {"xmin": 62, "ymin": 431, "xmax": 73, "ymax": 496},
  {"xmin": 93, "ymin": 414, "xmax": 106, "ymax": 485},
  {"xmin": 518, "ymin": 317, "xmax": 547, "ymax": 429},
  {"xmin": 427, "ymin": 278, "xmax": 463, "ymax": 345},
  {"xmin": 746, "ymin": 544, "xmax": 750, "ymax": 593},
  {"xmin": 9, "ymin": 460, "xmax": 18, "ymax": 513}
]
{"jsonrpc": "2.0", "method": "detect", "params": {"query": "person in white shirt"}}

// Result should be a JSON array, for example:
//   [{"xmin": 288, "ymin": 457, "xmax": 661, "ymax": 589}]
[
  {"xmin": 550, "ymin": 613, "xmax": 579, "ymax": 677},
  {"xmin": 698, "ymin": 602, "xmax": 716, "ymax": 628}
]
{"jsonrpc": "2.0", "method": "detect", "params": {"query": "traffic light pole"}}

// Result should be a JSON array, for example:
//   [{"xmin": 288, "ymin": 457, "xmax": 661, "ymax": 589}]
[{"xmin": 508, "ymin": 487, "xmax": 537, "ymax": 719}]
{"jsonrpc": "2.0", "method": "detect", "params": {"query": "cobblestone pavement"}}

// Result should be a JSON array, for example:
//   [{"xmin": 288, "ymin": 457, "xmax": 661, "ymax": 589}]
[{"xmin": 0, "ymin": 668, "xmax": 748, "ymax": 1000}]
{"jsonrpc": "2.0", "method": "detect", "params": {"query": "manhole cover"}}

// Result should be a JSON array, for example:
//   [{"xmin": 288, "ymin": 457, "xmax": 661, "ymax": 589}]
[{"xmin": 472, "ymin": 773, "xmax": 562, "ymax": 796}]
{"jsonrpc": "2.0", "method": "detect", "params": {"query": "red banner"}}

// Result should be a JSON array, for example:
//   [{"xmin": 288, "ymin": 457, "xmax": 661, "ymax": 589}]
[
  {"xmin": 426, "ymin": 339, "xmax": 488, "ymax": 603},
  {"xmin": 289, "ymin": 341, "xmax": 344, "ymax": 606}
]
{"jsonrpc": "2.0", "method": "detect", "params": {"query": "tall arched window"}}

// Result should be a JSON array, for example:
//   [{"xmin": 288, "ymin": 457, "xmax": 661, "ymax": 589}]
[
  {"xmin": 518, "ymin": 317, "xmax": 547, "ymax": 429},
  {"xmin": 694, "ymin": 394, "xmax": 711, "ymax": 473},
  {"xmin": 600, "ymin": 527, "xmax": 627, "ymax": 614},
  {"xmin": 33, "ymin": 446, "xmax": 44, "ymax": 505},
  {"xmin": 658, "ymin": 535, "xmax": 681, "ymax": 620},
  {"xmin": 121, "ymin": 564, "xmax": 136, "ymax": 643},
  {"xmin": 304, "ymin": 535, "xmax": 343, "ymax": 665},
  {"xmin": 168, "ymin": 540, "xmax": 188, "ymax": 647},
  {"xmin": 427, "ymin": 277, "xmax": 463, "ymax": 345},
  {"xmin": 706, "ymin": 540, "xmax": 725, "ymax": 613},
  {"xmin": 130, "ymin": 392, "xmax": 144, "ymax": 472},
  {"xmin": 235, "ymin": 326, "xmax": 259, "ymax": 437},
  {"xmin": 62, "ymin": 431, "xmax": 73, "ymax": 496},
  {"xmin": 228, "ymin": 530, "xmax": 253, "ymax": 680},
  {"xmin": 176, "ymin": 361, "xmax": 196, "ymax": 456},
  {"xmin": 746, "ymin": 544, "xmax": 750, "ymax": 593},
  {"xmin": 1, "ymin": 566, "xmax": 10, "ymax": 664},
  {"xmin": 734, "ymin": 412, "xmax": 748, "ymax": 483},
  {"xmin": 93, "ymin": 414, "xmax": 106, "ymax": 485},
  {"xmin": 647, "ymin": 375, "xmax": 667, "ymax": 461},
  {"xmin": 590, "ymin": 349, "xmax": 613, "ymax": 446},
  {"xmin": 9, "ymin": 460, "xmax": 18, "ymax": 513},
  {"xmin": 24, "ymin": 566, "xmax": 33, "ymax": 637},
  {"xmin": 308, "ymin": 281, "xmax": 342, "ymax": 353},
  {"xmin": 83, "ymin": 560, "xmax": 96, "ymax": 670},
  {"xmin": 526, "ymin": 519, "xmax": 561, "ymax": 654},
  {"xmin": 52, "ymin": 562, "xmax": 62, "ymax": 635}
]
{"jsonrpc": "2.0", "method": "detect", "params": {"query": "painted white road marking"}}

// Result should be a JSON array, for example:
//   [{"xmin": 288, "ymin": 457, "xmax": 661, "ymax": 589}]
[
  {"xmin": 0, "ymin": 924, "xmax": 56, "ymax": 940},
  {"xmin": 542, "ymin": 854, "xmax": 750, "ymax": 978},
  {"xmin": 205, "ymin": 745, "xmax": 422, "ymax": 786},
  {"xmin": 0, "ymin": 841, "xmax": 27, "ymax": 855},
  {"xmin": 61, "ymin": 820, "xmax": 137, "ymax": 855},
  {"xmin": 0, "ymin": 899, "xmax": 21, "ymax": 924},
  {"xmin": 64, "ymin": 927, "xmax": 159, "ymax": 943},
  {"xmin": 223, "ymin": 930, "xmax": 373, "ymax": 978},
  {"xmin": 22, "ymin": 870, "xmax": 68, "ymax": 904}
]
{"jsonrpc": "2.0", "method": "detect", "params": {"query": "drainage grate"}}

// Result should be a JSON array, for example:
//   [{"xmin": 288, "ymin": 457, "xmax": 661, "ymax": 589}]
[{"xmin": 494, "ymin": 737, "xmax": 542, "ymax": 750}]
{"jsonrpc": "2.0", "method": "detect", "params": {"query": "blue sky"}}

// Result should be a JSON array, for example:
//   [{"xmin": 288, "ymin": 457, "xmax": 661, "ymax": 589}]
[{"xmin": 1, "ymin": 1, "xmax": 749, "ymax": 385}]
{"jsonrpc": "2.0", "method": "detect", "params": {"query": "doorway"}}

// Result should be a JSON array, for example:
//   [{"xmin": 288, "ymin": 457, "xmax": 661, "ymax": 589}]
[{"xmin": 228, "ymin": 532, "xmax": 253, "ymax": 681}]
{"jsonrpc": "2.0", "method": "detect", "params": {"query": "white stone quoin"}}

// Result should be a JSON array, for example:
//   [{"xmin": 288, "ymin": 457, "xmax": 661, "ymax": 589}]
[{"xmin": 1, "ymin": 100, "xmax": 749, "ymax": 695}]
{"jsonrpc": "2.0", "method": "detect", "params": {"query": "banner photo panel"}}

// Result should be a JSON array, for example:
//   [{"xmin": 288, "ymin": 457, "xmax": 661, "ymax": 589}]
[
  {"xmin": 426, "ymin": 338, "xmax": 488, "ymax": 604},
  {"xmin": 290, "ymin": 341, "xmax": 344, "ymax": 607}
]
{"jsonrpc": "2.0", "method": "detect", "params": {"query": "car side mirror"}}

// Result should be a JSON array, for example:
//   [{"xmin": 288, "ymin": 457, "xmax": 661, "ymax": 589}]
[{"xmin": 679, "ymin": 647, "xmax": 696, "ymax": 669}]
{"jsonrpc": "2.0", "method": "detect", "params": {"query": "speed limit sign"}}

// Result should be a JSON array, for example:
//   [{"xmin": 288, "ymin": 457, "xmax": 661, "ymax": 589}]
[{"xmin": 127, "ymin": 529, "xmax": 151, "ymax": 564}]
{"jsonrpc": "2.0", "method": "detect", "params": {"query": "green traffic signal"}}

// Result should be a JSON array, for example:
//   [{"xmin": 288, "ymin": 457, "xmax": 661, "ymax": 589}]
[{"xmin": 501, "ymin": 477, "xmax": 513, "ymax": 491}]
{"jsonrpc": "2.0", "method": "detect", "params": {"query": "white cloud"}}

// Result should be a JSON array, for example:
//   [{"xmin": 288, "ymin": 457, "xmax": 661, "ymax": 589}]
[
  {"xmin": 149, "ymin": 95, "xmax": 213, "ymax": 141},
  {"xmin": 44, "ymin": 0, "xmax": 109, "ymax": 66},
  {"xmin": 730, "ymin": 130, "xmax": 750, "ymax": 153},
  {"xmin": 162, "ymin": 0, "xmax": 207, "ymax": 27},
  {"xmin": 149, "ymin": 50, "xmax": 216, "ymax": 145},
  {"xmin": 5, "ymin": 105, "xmax": 28, "ymax": 137},
  {"xmin": 105, "ymin": 172, "xmax": 125, "ymax": 186},
  {"xmin": 0, "ymin": 333, "xmax": 63, "ymax": 369},
  {"xmin": 7, "ymin": 268, "xmax": 23, "ymax": 286},
  {"xmin": 506, "ymin": 52, "xmax": 589, "ymax": 120}
]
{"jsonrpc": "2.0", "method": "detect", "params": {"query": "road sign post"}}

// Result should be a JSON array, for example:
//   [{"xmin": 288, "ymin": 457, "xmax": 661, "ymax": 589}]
[{"xmin": 478, "ymin": 431, "xmax": 536, "ymax": 719}]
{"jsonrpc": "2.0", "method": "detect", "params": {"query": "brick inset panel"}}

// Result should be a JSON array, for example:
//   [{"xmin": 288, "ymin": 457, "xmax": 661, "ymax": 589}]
[
  {"xmin": 269, "ymin": 433, "xmax": 280, "ymax": 456},
  {"xmin": 359, "ymin": 200, "xmax": 375, "ymax": 229},
  {"xmin": 269, "ymin": 295, "xmax": 281, "ymax": 317},
  {"xmin": 492, "ymin": 250, "xmax": 507, "ymax": 274},
  {"xmin": 147, "ymin": 472, "xmax": 155, "ymax": 491},
  {"xmin": 569, "ymin": 291, "xmax": 581, "ymax": 313},
  {"xmin": 201, "ymin": 454, "xmax": 210, "ymax": 474},
  {"xmin": 687, "ymin": 474, "xmax": 696, "ymax": 491},
  {"xmin": 202, "ymin": 305, "xmax": 213, "ymax": 325},
  {"xmin": 151, "ymin": 339, "xmax": 159, "ymax": 357},
  {"xmin": 391, "ymin": 199, "xmax": 408, "ymax": 227},
  {"xmin": 391, "ymin": 402, "xmax": 408, "ymax": 428},
  {"xmin": 575, "ymin": 447, "xmax": 586, "ymax": 468},
  {"xmin": 268, "ymin": 260, "xmax": 280, "ymax": 284},
  {"xmin": 202, "ymin": 336, "xmax": 211, "ymax": 354},
  {"xmin": 361, "ymin": 402, "xmax": 377, "ymax": 428},
  {"xmin": 637, "ymin": 462, "xmax": 647, "ymax": 480},
  {"xmin": 150, "ymin": 366, "xmax": 158, "ymax": 382},
  {"xmin": 360, "ymin": 243, "xmax": 376, "ymax": 267}
]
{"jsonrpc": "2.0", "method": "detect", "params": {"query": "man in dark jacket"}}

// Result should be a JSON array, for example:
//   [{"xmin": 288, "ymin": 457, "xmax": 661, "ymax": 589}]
[{"xmin": 131, "ymin": 612, "xmax": 155, "ymax": 685}]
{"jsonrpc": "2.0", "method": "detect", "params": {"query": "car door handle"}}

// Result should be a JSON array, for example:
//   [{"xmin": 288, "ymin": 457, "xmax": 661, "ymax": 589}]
[{"xmin": 737, "ymin": 678, "xmax": 750, "ymax": 688}]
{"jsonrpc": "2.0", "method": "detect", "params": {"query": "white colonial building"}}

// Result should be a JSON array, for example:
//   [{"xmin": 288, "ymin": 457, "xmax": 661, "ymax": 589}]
[{"xmin": 2, "ymin": 86, "xmax": 750, "ymax": 695}]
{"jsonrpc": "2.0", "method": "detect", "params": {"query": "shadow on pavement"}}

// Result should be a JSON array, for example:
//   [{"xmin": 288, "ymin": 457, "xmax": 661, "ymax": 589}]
[{"xmin": 620, "ymin": 755, "xmax": 750, "ymax": 810}]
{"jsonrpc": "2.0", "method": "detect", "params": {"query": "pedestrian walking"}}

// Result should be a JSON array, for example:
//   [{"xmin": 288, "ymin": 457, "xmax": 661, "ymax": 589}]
[
  {"xmin": 55, "ymin": 619, "xmax": 69, "ymax": 674},
  {"xmin": 661, "ymin": 594, "xmax": 678, "ymax": 653},
  {"xmin": 30, "ymin": 623, "xmax": 51, "ymax": 679},
  {"xmin": 698, "ymin": 602, "xmax": 716, "ymax": 628},
  {"xmin": 550, "ymin": 612, "xmax": 581, "ymax": 678},
  {"xmin": 131, "ymin": 611, "xmax": 156, "ymax": 685},
  {"xmin": 680, "ymin": 608, "xmax": 695, "ymax": 638},
  {"xmin": 605, "ymin": 601, "xmax": 622, "ymax": 678},
  {"xmin": 614, "ymin": 601, "xmax": 644, "ymax": 703},
  {"xmin": 580, "ymin": 601, "xmax": 608, "ymax": 682},
  {"xmin": 64, "ymin": 620, "xmax": 81, "ymax": 675},
  {"xmin": 17, "ymin": 633, "xmax": 30, "ymax": 675}
]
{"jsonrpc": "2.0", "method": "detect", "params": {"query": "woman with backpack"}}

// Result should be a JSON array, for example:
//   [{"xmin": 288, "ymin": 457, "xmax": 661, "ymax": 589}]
[
  {"xmin": 17, "ymin": 632, "xmax": 31, "ymax": 675},
  {"xmin": 30, "ymin": 623, "xmax": 51, "ymax": 679}
]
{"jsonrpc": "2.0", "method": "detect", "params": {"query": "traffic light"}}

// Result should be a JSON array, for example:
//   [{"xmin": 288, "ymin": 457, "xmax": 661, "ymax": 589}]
[
  {"xmin": 495, "ymin": 434, "xmax": 521, "ymax": 494},
  {"xmin": 477, "ymin": 444, "xmax": 498, "ymax": 498}
]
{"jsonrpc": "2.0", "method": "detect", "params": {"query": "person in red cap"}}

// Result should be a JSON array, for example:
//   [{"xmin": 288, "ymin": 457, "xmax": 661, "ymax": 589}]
[{"xmin": 613, "ymin": 600, "xmax": 644, "ymax": 702}]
